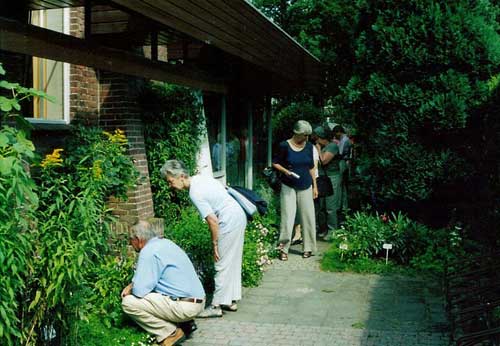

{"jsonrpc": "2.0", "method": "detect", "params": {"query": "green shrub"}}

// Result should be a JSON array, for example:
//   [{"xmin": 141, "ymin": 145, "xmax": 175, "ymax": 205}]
[
  {"xmin": 0, "ymin": 62, "xmax": 45, "ymax": 345},
  {"xmin": 68, "ymin": 315, "xmax": 152, "ymax": 346},
  {"xmin": 0, "ymin": 62, "xmax": 141, "ymax": 344},
  {"xmin": 409, "ymin": 226, "xmax": 464, "ymax": 274},
  {"xmin": 242, "ymin": 216, "xmax": 278, "ymax": 287},
  {"xmin": 321, "ymin": 249, "xmax": 405, "ymax": 275},
  {"xmin": 272, "ymin": 101, "xmax": 323, "ymax": 143},
  {"xmin": 339, "ymin": 0, "xmax": 500, "ymax": 205},
  {"xmin": 332, "ymin": 210, "xmax": 412, "ymax": 262},
  {"xmin": 65, "ymin": 126, "xmax": 139, "ymax": 200},
  {"xmin": 141, "ymin": 82, "xmax": 203, "ymax": 224},
  {"xmin": 85, "ymin": 251, "xmax": 136, "ymax": 328},
  {"xmin": 0, "ymin": 126, "xmax": 37, "ymax": 345},
  {"xmin": 241, "ymin": 182, "xmax": 280, "ymax": 286},
  {"xmin": 323, "ymin": 209, "xmax": 464, "ymax": 275},
  {"xmin": 164, "ymin": 207, "xmax": 216, "ymax": 291},
  {"xmin": 19, "ymin": 126, "xmax": 139, "ymax": 343}
]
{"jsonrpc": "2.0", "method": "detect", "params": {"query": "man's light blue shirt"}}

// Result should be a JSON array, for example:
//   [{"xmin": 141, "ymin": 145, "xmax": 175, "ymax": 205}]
[{"xmin": 132, "ymin": 237, "xmax": 205, "ymax": 299}]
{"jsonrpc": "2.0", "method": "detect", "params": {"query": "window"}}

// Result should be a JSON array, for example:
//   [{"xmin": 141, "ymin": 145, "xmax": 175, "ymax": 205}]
[
  {"xmin": 30, "ymin": 8, "xmax": 70, "ymax": 123},
  {"xmin": 203, "ymin": 93, "xmax": 225, "ymax": 178}
]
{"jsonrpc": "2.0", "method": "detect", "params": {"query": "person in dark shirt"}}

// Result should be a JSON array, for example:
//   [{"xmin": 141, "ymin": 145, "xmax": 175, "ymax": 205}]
[
  {"xmin": 272, "ymin": 120, "xmax": 317, "ymax": 260},
  {"xmin": 333, "ymin": 125, "xmax": 351, "ymax": 220},
  {"xmin": 314, "ymin": 125, "xmax": 342, "ymax": 240}
]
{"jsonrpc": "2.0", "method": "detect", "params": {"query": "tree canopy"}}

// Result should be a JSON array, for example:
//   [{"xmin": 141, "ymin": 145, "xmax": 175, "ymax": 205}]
[{"xmin": 254, "ymin": 0, "xmax": 500, "ymax": 228}]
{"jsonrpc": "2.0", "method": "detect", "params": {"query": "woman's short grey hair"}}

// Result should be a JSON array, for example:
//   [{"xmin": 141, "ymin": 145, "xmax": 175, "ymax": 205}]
[
  {"xmin": 130, "ymin": 220, "xmax": 156, "ymax": 241},
  {"xmin": 293, "ymin": 120, "xmax": 313, "ymax": 135},
  {"xmin": 160, "ymin": 159, "xmax": 190, "ymax": 179}
]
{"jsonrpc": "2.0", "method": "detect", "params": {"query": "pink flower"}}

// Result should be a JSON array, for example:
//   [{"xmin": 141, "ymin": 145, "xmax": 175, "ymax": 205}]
[{"xmin": 380, "ymin": 214, "xmax": 388, "ymax": 223}]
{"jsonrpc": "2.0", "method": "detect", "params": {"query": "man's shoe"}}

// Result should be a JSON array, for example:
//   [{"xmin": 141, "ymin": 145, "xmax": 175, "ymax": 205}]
[
  {"xmin": 197, "ymin": 305, "xmax": 223, "ymax": 318},
  {"xmin": 221, "ymin": 302, "xmax": 237, "ymax": 312},
  {"xmin": 160, "ymin": 328, "xmax": 185, "ymax": 346},
  {"xmin": 178, "ymin": 320, "xmax": 197, "ymax": 337}
]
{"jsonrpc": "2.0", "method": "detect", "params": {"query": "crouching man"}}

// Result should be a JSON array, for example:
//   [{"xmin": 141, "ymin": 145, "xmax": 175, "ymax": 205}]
[{"xmin": 121, "ymin": 221, "xmax": 205, "ymax": 346}]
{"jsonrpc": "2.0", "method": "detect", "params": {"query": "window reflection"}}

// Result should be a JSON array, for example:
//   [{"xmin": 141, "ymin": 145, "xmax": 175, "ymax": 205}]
[{"xmin": 203, "ymin": 94, "xmax": 223, "ymax": 175}]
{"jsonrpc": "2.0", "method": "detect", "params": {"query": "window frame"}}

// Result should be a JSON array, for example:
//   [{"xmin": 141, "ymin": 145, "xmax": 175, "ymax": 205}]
[{"xmin": 28, "ymin": 7, "xmax": 70, "ymax": 126}]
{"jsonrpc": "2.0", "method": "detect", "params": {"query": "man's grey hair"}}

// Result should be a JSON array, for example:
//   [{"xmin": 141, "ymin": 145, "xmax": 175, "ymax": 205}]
[
  {"xmin": 130, "ymin": 220, "xmax": 157, "ymax": 241},
  {"xmin": 160, "ymin": 159, "xmax": 190, "ymax": 179},
  {"xmin": 293, "ymin": 120, "xmax": 313, "ymax": 135}
]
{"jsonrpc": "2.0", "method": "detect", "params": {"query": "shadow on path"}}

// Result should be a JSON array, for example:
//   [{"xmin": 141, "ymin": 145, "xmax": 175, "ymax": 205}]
[{"xmin": 183, "ymin": 240, "xmax": 449, "ymax": 346}]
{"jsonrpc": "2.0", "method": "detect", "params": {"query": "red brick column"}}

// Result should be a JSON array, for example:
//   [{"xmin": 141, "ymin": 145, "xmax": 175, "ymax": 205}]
[
  {"xmin": 68, "ymin": 8, "xmax": 158, "ymax": 230},
  {"xmin": 98, "ymin": 71, "xmax": 156, "ymax": 226}
]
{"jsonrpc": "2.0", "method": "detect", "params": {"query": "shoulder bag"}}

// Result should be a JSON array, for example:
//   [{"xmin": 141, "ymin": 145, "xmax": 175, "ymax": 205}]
[{"xmin": 316, "ymin": 154, "xmax": 334, "ymax": 198}]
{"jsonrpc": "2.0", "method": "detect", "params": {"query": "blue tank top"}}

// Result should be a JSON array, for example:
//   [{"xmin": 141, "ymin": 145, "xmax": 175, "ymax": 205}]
[{"xmin": 274, "ymin": 141, "xmax": 314, "ymax": 190}]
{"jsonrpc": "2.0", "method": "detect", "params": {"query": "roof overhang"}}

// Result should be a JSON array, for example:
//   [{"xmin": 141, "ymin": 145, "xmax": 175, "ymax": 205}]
[{"xmin": 0, "ymin": 0, "xmax": 323, "ymax": 95}]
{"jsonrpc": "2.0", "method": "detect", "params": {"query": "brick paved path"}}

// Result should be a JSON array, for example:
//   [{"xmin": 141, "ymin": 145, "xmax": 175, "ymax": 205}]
[{"xmin": 183, "ymin": 241, "xmax": 449, "ymax": 346}]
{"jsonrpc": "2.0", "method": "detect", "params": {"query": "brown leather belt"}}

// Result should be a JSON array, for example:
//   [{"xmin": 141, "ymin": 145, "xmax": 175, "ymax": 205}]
[{"xmin": 172, "ymin": 297, "xmax": 204, "ymax": 304}]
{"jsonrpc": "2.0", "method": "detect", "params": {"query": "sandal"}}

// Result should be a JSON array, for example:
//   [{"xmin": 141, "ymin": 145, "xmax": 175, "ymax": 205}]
[
  {"xmin": 302, "ymin": 252, "xmax": 312, "ymax": 259},
  {"xmin": 279, "ymin": 251, "xmax": 288, "ymax": 261},
  {"xmin": 221, "ymin": 302, "xmax": 238, "ymax": 312}
]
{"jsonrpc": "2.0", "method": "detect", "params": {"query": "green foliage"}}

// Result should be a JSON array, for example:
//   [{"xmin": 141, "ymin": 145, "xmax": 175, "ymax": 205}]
[
  {"xmin": 0, "ymin": 125, "xmax": 37, "ymax": 345},
  {"xmin": 241, "ymin": 182, "xmax": 280, "ymax": 286},
  {"xmin": 141, "ymin": 82, "xmax": 204, "ymax": 224},
  {"xmin": 256, "ymin": 1, "xmax": 500, "ymax": 232},
  {"xmin": 272, "ymin": 101, "xmax": 323, "ymax": 143},
  {"xmin": 0, "ymin": 62, "xmax": 45, "ymax": 346},
  {"xmin": 85, "ymin": 251, "xmax": 136, "ymax": 328},
  {"xmin": 0, "ymin": 63, "xmax": 139, "ymax": 344},
  {"xmin": 409, "ymin": 226, "xmax": 464, "ymax": 274},
  {"xmin": 22, "ymin": 127, "xmax": 139, "ymax": 344},
  {"xmin": 321, "ymin": 251, "xmax": 403, "ymax": 275},
  {"xmin": 68, "ymin": 315, "xmax": 152, "ymax": 346},
  {"xmin": 164, "ymin": 207, "xmax": 216, "ymax": 290},
  {"xmin": 254, "ymin": 0, "xmax": 358, "ymax": 96},
  {"xmin": 322, "ymin": 209, "xmax": 464, "ymax": 275},
  {"xmin": 338, "ymin": 0, "xmax": 500, "ymax": 203},
  {"xmin": 242, "ymin": 216, "xmax": 279, "ymax": 287},
  {"xmin": 64, "ymin": 126, "xmax": 139, "ymax": 200},
  {"xmin": 331, "ymin": 210, "xmax": 413, "ymax": 263}
]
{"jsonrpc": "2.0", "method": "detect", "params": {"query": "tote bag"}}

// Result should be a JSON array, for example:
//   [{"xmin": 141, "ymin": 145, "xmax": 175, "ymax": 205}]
[{"xmin": 227, "ymin": 186, "xmax": 258, "ymax": 219}]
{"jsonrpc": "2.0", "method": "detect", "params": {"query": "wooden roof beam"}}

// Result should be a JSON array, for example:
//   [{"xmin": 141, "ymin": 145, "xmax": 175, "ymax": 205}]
[
  {"xmin": 108, "ymin": 0, "xmax": 298, "ymax": 80},
  {"xmin": 0, "ymin": 16, "xmax": 227, "ymax": 93}
]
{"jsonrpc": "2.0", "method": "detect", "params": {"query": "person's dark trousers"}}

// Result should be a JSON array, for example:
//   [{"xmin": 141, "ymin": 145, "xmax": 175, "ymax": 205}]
[{"xmin": 315, "ymin": 197, "xmax": 327, "ymax": 236}]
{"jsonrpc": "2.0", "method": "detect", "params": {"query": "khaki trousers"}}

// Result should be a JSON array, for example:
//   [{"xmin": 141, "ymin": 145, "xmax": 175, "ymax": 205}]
[
  {"xmin": 279, "ymin": 184, "xmax": 317, "ymax": 253},
  {"xmin": 122, "ymin": 293, "xmax": 204, "ymax": 342}
]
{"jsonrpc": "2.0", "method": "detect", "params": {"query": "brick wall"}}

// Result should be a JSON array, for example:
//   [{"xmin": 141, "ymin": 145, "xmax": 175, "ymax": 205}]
[
  {"xmin": 69, "ymin": 7, "xmax": 99, "ymax": 124},
  {"xmin": 68, "ymin": 8, "xmax": 158, "ymax": 231},
  {"xmin": 98, "ymin": 71, "xmax": 156, "ymax": 224},
  {"xmin": 1, "ymin": 8, "xmax": 160, "ymax": 233}
]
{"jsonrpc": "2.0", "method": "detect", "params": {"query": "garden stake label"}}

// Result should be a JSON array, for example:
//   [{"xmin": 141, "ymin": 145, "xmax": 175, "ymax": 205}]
[{"xmin": 383, "ymin": 243, "xmax": 392, "ymax": 264}]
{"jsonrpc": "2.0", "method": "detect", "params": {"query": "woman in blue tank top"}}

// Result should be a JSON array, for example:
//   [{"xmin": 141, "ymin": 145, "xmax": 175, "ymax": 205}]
[{"xmin": 272, "ymin": 120, "xmax": 318, "ymax": 260}]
